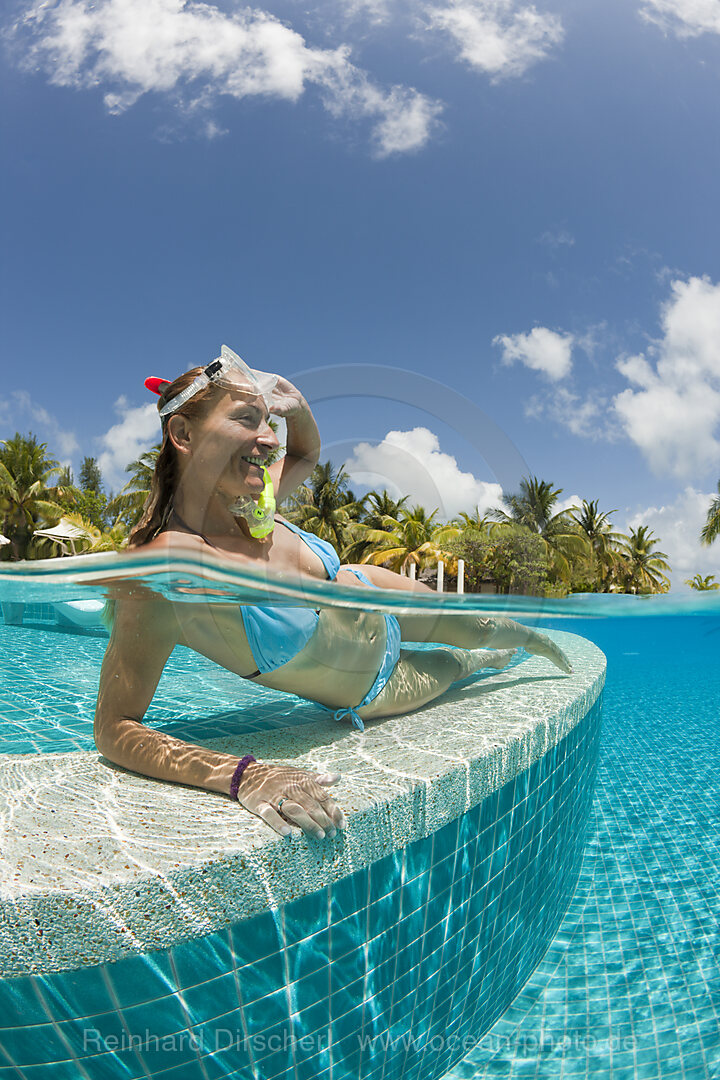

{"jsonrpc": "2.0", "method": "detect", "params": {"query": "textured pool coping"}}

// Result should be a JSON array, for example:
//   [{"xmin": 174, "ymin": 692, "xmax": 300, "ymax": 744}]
[{"xmin": 0, "ymin": 629, "xmax": 605, "ymax": 976}]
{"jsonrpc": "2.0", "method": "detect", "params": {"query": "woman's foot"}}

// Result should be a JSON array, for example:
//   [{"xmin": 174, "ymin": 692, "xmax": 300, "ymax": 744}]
[
  {"xmin": 452, "ymin": 647, "xmax": 518, "ymax": 679},
  {"xmin": 526, "ymin": 635, "xmax": 573, "ymax": 673}
]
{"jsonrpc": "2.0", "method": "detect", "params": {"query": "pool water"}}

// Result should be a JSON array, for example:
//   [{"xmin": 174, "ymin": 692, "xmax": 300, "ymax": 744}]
[
  {"xmin": 446, "ymin": 616, "xmax": 720, "ymax": 1080},
  {"xmin": 1, "ymin": 585, "xmax": 719, "ymax": 1078}
]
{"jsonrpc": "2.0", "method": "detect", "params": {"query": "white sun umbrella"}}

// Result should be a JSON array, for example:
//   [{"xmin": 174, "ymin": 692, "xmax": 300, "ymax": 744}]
[{"xmin": 33, "ymin": 519, "xmax": 94, "ymax": 556}]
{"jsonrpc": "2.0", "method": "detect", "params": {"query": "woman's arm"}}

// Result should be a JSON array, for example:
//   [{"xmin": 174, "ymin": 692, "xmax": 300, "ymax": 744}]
[
  {"xmin": 267, "ymin": 376, "xmax": 321, "ymax": 502},
  {"xmin": 95, "ymin": 596, "xmax": 345, "ymax": 838}
]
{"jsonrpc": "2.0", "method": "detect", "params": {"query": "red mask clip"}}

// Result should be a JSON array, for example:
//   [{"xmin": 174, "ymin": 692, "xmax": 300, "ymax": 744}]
[{"xmin": 145, "ymin": 377, "xmax": 171, "ymax": 396}]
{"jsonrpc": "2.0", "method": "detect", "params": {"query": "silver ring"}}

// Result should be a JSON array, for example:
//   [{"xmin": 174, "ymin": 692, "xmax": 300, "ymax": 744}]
[{"xmin": 277, "ymin": 797, "xmax": 287, "ymax": 813}]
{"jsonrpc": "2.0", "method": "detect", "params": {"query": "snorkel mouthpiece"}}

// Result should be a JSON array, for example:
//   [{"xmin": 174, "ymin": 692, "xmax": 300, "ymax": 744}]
[{"xmin": 229, "ymin": 466, "xmax": 276, "ymax": 537}]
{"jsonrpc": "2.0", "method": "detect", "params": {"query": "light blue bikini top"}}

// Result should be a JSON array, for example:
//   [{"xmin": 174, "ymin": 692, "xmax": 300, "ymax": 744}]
[
  {"xmin": 239, "ymin": 519, "xmax": 340, "ymax": 675},
  {"xmin": 168, "ymin": 511, "xmax": 341, "ymax": 677}
]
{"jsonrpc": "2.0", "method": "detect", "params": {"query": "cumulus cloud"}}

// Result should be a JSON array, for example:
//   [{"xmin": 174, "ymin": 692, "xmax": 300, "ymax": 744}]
[
  {"xmin": 494, "ymin": 326, "xmax": 574, "ymax": 380},
  {"xmin": 426, "ymin": 0, "xmax": 564, "ymax": 80},
  {"xmin": 624, "ymin": 487, "xmax": 720, "ymax": 588},
  {"xmin": 612, "ymin": 276, "xmax": 720, "ymax": 478},
  {"xmin": 344, "ymin": 427, "xmax": 504, "ymax": 520},
  {"xmin": 97, "ymin": 398, "xmax": 160, "ymax": 490},
  {"xmin": 10, "ymin": 0, "xmax": 442, "ymax": 155},
  {"xmin": 640, "ymin": 0, "xmax": 720, "ymax": 37},
  {"xmin": 0, "ymin": 390, "xmax": 79, "ymax": 464}
]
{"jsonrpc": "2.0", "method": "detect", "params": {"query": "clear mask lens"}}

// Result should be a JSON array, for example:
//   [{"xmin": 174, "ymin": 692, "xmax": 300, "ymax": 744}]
[{"xmin": 159, "ymin": 345, "xmax": 277, "ymax": 418}]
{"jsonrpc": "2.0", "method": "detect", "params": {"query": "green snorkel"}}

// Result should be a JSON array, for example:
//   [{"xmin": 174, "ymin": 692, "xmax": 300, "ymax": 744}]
[{"xmin": 229, "ymin": 466, "xmax": 276, "ymax": 538}]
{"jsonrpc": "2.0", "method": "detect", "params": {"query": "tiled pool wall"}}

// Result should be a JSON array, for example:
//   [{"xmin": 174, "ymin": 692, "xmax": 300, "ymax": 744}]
[{"xmin": 0, "ymin": 694, "xmax": 603, "ymax": 1080}]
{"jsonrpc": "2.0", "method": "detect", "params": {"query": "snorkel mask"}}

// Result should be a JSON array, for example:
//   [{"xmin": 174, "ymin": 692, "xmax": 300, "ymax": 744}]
[
  {"xmin": 157, "ymin": 345, "xmax": 277, "ymax": 418},
  {"xmin": 145, "ymin": 346, "xmax": 279, "ymax": 538}
]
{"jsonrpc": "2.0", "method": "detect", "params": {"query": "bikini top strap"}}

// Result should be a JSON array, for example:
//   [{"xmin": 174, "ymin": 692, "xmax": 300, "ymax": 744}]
[
  {"xmin": 168, "ymin": 508, "xmax": 217, "ymax": 549},
  {"xmin": 277, "ymin": 518, "xmax": 340, "ymax": 580}
]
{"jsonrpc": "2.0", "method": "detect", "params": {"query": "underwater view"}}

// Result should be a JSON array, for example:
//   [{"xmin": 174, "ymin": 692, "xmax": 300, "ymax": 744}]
[{"xmin": 1, "ymin": 555, "xmax": 718, "ymax": 1079}]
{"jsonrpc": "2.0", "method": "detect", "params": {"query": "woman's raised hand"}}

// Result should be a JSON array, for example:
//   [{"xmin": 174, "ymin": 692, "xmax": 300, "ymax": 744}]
[
  {"xmin": 268, "ymin": 375, "xmax": 307, "ymax": 420},
  {"xmin": 236, "ymin": 761, "xmax": 347, "ymax": 839}
]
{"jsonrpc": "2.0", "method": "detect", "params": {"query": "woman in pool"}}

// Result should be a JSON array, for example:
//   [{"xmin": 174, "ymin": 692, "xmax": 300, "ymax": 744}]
[{"xmin": 95, "ymin": 349, "xmax": 571, "ymax": 842}]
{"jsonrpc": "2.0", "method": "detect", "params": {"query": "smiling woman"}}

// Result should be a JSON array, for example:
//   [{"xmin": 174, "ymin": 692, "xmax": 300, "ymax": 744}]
[{"xmin": 94, "ymin": 347, "xmax": 573, "ymax": 844}]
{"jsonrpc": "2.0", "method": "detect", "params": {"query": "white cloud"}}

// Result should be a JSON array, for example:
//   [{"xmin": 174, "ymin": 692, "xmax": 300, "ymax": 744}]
[
  {"xmin": 494, "ymin": 326, "xmax": 574, "ymax": 380},
  {"xmin": 337, "ymin": 0, "xmax": 391, "ymax": 24},
  {"xmin": 556, "ymin": 493, "xmax": 583, "ymax": 514},
  {"xmin": 426, "ymin": 0, "xmax": 564, "ymax": 80},
  {"xmin": 640, "ymin": 0, "xmax": 720, "ymax": 37},
  {"xmin": 612, "ymin": 275, "xmax": 720, "ymax": 478},
  {"xmin": 524, "ymin": 386, "xmax": 616, "ymax": 440},
  {"xmin": 537, "ymin": 227, "xmax": 575, "ymax": 247},
  {"xmin": 11, "ymin": 0, "xmax": 442, "ymax": 156},
  {"xmin": 97, "ymin": 398, "xmax": 160, "ymax": 490},
  {"xmin": 344, "ymin": 427, "xmax": 504, "ymax": 520},
  {"xmin": 0, "ymin": 390, "xmax": 79, "ymax": 464},
  {"xmin": 624, "ymin": 487, "xmax": 720, "ymax": 589}
]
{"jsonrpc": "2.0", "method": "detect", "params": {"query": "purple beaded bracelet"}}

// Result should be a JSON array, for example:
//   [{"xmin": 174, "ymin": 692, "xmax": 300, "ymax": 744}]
[{"xmin": 229, "ymin": 754, "xmax": 257, "ymax": 801}]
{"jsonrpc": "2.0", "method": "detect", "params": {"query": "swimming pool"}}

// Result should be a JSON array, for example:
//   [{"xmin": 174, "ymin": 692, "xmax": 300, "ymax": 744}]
[
  {"xmin": 0, "ymin": 557, "xmax": 718, "ymax": 1079},
  {"xmin": 445, "ymin": 613, "xmax": 720, "ymax": 1080}
]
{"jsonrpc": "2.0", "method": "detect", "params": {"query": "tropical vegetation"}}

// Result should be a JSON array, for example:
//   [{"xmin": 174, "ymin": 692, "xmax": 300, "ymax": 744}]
[
  {"xmin": 684, "ymin": 574, "xmax": 719, "ymax": 591},
  {"xmin": 0, "ymin": 433, "xmax": 65, "ymax": 559},
  {"xmin": 2, "ymin": 431, "xmax": 718, "ymax": 596},
  {"xmin": 701, "ymin": 481, "xmax": 720, "ymax": 547},
  {"xmin": 107, "ymin": 446, "xmax": 161, "ymax": 530}
]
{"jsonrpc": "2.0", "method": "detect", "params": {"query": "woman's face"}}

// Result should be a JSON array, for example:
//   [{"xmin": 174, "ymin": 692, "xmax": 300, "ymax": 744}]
[{"xmin": 172, "ymin": 386, "xmax": 280, "ymax": 501}]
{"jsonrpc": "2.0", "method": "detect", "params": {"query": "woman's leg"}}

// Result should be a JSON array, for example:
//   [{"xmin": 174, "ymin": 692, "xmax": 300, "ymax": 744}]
[
  {"xmin": 357, "ymin": 645, "xmax": 516, "ymax": 721},
  {"xmin": 341, "ymin": 563, "xmax": 572, "ymax": 673}
]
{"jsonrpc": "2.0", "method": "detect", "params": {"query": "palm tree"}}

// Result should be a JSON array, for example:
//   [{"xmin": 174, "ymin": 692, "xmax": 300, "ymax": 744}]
[
  {"xmin": 569, "ymin": 499, "xmax": 625, "ymax": 591},
  {"xmin": 362, "ymin": 490, "xmax": 409, "ymax": 530},
  {"xmin": 0, "ymin": 432, "xmax": 64, "ymax": 559},
  {"xmin": 286, "ymin": 461, "xmax": 362, "ymax": 552},
  {"xmin": 684, "ymin": 574, "xmax": 719, "ymax": 591},
  {"xmin": 342, "ymin": 490, "xmax": 410, "ymax": 563},
  {"xmin": 107, "ymin": 445, "xmax": 161, "ymax": 529},
  {"xmin": 489, "ymin": 476, "xmax": 589, "ymax": 583},
  {"xmin": 700, "ymin": 481, "xmax": 720, "ymax": 546},
  {"xmin": 357, "ymin": 505, "xmax": 458, "ymax": 575},
  {"xmin": 453, "ymin": 508, "xmax": 493, "ymax": 531},
  {"xmin": 616, "ymin": 525, "xmax": 671, "ymax": 593}
]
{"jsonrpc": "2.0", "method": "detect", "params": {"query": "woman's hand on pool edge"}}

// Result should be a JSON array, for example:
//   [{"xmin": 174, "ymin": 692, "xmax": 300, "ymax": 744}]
[{"xmin": 236, "ymin": 762, "xmax": 347, "ymax": 840}]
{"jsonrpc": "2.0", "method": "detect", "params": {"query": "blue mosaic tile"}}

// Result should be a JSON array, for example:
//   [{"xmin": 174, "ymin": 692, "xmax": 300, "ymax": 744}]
[
  {"xmin": 237, "ymin": 950, "xmax": 286, "ymax": 1005},
  {"xmin": 170, "ymin": 930, "xmax": 234, "ymax": 988},
  {"xmin": 181, "ymin": 972, "xmax": 238, "ymax": 1023},
  {"xmin": 368, "ymin": 851, "xmax": 402, "ymax": 902},
  {"xmin": 284, "ymin": 888, "xmax": 329, "ymax": 943},
  {"xmin": 0, "ymin": 1024, "xmax": 72, "ymax": 1068},
  {"xmin": 102, "ymin": 951, "xmax": 177, "ymax": 1009},
  {"xmin": 242, "ymin": 987, "xmax": 290, "ymax": 1038}
]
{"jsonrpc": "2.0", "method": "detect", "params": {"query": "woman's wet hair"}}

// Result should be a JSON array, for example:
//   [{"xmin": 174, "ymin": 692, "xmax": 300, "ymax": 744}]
[{"xmin": 128, "ymin": 368, "xmax": 224, "ymax": 547}]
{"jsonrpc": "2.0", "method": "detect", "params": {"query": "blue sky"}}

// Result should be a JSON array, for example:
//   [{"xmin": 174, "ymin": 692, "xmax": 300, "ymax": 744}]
[{"xmin": 2, "ymin": 0, "xmax": 720, "ymax": 586}]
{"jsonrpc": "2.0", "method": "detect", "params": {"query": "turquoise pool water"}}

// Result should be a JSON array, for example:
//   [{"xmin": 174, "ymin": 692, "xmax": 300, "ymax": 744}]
[
  {"xmin": 447, "ymin": 615, "xmax": 720, "ymax": 1080},
  {"xmin": 0, "ymin": 557, "xmax": 718, "ymax": 1078}
]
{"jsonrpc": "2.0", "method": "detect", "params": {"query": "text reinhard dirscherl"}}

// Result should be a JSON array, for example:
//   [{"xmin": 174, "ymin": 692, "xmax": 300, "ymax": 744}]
[{"xmin": 82, "ymin": 1028, "xmax": 637, "ymax": 1056}]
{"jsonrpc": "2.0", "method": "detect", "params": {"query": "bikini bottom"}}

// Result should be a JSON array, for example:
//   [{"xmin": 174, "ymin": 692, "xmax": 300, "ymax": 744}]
[{"xmin": 325, "ymin": 568, "xmax": 402, "ymax": 732}]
